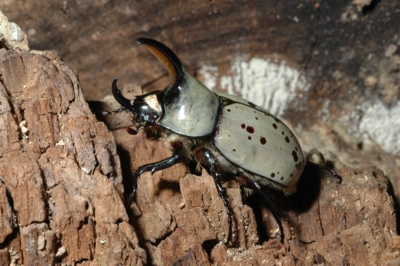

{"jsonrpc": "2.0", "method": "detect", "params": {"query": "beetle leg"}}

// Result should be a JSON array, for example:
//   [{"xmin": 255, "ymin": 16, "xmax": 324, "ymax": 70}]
[
  {"xmin": 202, "ymin": 149, "xmax": 233, "ymax": 243},
  {"xmin": 125, "ymin": 149, "xmax": 183, "ymax": 207},
  {"xmin": 306, "ymin": 161, "xmax": 342, "ymax": 184},
  {"xmin": 237, "ymin": 177, "xmax": 285, "ymax": 243}
]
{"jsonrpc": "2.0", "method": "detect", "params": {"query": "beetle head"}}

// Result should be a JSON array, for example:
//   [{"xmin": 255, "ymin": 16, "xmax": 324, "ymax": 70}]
[
  {"xmin": 111, "ymin": 38, "xmax": 219, "ymax": 137},
  {"xmin": 112, "ymin": 79, "xmax": 162, "ymax": 134}
]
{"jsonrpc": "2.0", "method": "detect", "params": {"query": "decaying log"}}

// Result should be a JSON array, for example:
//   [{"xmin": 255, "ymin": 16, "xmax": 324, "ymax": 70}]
[
  {"xmin": 0, "ymin": 49, "xmax": 146, "ymax": 265},
  {"xmin": 0, "ymin": 49, "xmax": 399, "ymax": 265},
  {"xmin": 1, "ymin": 1, "xmax": 400, "ymax": 265}
]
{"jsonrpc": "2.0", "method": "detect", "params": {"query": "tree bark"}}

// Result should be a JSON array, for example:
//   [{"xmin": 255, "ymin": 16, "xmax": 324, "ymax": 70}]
[
  {"xmin": 0, "ymin": 49, "xmax": 146, "ymax": 265},
  {"xmin": 1, "ymin": 1, "xmax": 400, "ymax": 264},
  {"xmin": 0, "ymin": 46, "xmax": 399, "ymax": 266}
]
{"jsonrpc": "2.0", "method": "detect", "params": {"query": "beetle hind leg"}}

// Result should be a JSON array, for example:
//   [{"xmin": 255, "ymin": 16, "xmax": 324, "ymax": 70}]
[
  {"xmin": 306, "ymin": 161, "xmax": 342, "ymax": 184},
  {"xmin": 125, "ymin": 149, "xmax": 183, "ymax": 207}
]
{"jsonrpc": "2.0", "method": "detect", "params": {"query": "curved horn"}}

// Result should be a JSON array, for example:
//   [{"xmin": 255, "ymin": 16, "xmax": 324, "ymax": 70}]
[
  {"xmin": 136, "ymin": 38, "xmax": 184, "ymax": 83},
  {"xmin": 111, "ymin": 79, "xmax": 132, "ymax": 109}
]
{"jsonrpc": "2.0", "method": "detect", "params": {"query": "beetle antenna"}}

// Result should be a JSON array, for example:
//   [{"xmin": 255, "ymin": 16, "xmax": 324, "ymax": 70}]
[{"xmin": 97, "ymin": 107, "xmax": 130, "ymax": 115}]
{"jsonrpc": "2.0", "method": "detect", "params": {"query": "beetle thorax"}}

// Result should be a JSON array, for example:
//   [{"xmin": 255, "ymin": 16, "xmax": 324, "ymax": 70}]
[{"xmin": 157, "ymin": 69, "xmax": 220, "ymax": 137}]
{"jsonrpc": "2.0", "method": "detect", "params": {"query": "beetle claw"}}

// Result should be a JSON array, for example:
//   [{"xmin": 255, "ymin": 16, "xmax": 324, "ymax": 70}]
[
  {"xmin": 328, "ymin": 169, "xmax": 342, "ymax": 184},
  {"xmin": 306, "ymin": 161, "xmax": 342, "ymax": 183}
]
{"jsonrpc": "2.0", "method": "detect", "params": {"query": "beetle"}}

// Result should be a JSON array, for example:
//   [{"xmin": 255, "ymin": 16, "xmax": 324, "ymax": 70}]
[{"xmin": 111, "ymin": 38, "xmax": 341, "ymax": 243}]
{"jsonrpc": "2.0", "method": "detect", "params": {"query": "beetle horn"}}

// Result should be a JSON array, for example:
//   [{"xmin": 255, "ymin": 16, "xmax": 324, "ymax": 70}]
[
  {"xmin": 111, "ymin": 79, "xmax": 132, "ymax": 109},
  {"xmin": 136, "ymin": 38, "xmax": 184, "ymax": 84}
]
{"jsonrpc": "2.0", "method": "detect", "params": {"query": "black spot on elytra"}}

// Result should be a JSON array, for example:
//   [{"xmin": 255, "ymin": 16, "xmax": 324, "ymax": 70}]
[
  {"xmin": 271, "ymin": 173, "xmax": 275, "ymax": 178},
  {"xmin": 233, "ymin": 149, "xmax": 236, "ymax": 152},
  {"xmin": 280, "ymin": 176, "xmax": 284, "ymax": 180},
  {"xmin": 241, "ymin": 124, "xmax": 245, "ymax": 129},
  {"xmin": 285, "ymin": 136, "xmax": 290, "ymax": 143},
  {"xmin": 255, "ymin": 117, "xmax": 258, "ymax": 120},
  {"xmin": 246, "ymin": 126, "xmax": 254, "ymax": 133},
  {"xmin": 273, "ymin": 123, "xmax": 277, "ymax": 129},
  {"xmin": 260, "ymin": 137, "xmax": 267, "ymax": 145},
  {"xmin": 227, "ymin": 109, "xmax": 231, "ymax": 112},
  {"xmin": 248, "ymin": 136, "xmax": 252, "ymax": 140},
  {"xmin": 281, "ymin": 131, "xmax": 285, "ymax": 135},
  {"xmin": 292, "ymin": 150, "xmax": 299, "ymax": 162}
]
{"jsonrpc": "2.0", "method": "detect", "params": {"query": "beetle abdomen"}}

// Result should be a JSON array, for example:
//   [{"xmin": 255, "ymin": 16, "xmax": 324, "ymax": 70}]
[{"xmin": 213, "ymin": 96, "xmax": 305, "ymax": 188}]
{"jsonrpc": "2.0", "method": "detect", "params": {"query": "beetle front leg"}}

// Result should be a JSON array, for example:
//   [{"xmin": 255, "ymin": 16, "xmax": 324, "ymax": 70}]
[
  {"xmin": 125, "ymin": 148, "xmax": 183, "ymax": 207},
  {"xmin": 202, "ymin": 149, "xmax": 233, "ymax": 243}
]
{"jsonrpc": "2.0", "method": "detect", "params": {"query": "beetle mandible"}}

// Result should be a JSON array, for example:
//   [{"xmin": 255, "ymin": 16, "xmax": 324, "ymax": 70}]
[{"xmin": 111, "ymin": 38, "xmax": 341, "ymax": 243}]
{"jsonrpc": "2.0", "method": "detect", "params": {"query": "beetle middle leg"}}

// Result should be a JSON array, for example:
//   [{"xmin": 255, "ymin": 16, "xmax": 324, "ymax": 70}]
[
  {"xmin": 201, "ymin": 149, "xmax": 234, "ymax": 243},
  {"xmin": 125, "ymin": 147, "xmax": 183, "ymax": 207},
  {"xmin": 236, "ymin": 176, "xmax": 285, "ymax": 244}
]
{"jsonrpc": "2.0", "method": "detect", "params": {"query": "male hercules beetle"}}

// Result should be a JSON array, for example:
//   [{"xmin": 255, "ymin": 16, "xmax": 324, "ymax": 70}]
[{"xmin": 111, "ymin": 38, "xmax": 341, "ymax": 243}]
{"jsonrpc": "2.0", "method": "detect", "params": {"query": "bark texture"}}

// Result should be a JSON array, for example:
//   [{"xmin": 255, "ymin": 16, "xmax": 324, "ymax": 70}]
[
  {"xmin": 3, "ymin": 0, "xmax": 399, "ymax": 206},
  {"xmin": 1, "ymin": 1, "xmax": 400, "ymax": 265},
  {"xmin": 0, "ymin": 50, "xmax": 146, "ymax": 265},
  {"xmin": 0, "ymin": 40, "xmax": 399, "ymax": 266}
]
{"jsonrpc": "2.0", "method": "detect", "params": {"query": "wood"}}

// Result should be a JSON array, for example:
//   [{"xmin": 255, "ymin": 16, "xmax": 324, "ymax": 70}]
[
  {"xmin": 0, "ymin": 39, "xmax": 399, "ymax": 266},
  {"xmin": 0, "ymin": 49, "xmax": 146, "ymax": 265},
  {"xmin": 1, "ymin": 1, "xmax": 400, "ymax": 264},
  {"xmin": 3, "ymin": 0, "xmax": 400, "ymax": 204}
]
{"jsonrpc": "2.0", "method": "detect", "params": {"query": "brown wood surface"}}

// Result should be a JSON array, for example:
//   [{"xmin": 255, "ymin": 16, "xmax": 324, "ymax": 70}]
[
  {"xmin": 0, "ymin": 50, "xmax": 146, "ymax": 265},
  {"xmin": 1, "ymin": 50, "xmax": 399, "ymax": 264},
  {"xmin": 3, "ymin": 0, "xmax": 399, "ymax": 204},
  {"xmin": 1, "ymin": 1, "xmax": 400, "ymax": 265}
]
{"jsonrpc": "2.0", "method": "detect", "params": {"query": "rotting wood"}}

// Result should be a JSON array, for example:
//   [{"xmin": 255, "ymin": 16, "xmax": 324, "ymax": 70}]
[
  {"xmin": 0, "ymin": 49, "xmax": 146, "ymax": 265},
  {"xmin": 0, "ymin": 47, "xmax": 399, "ymax": 265}
]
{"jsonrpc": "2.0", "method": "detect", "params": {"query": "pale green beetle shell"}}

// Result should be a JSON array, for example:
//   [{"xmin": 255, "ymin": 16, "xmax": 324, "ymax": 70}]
[
  {"xmin": 158, "ymin": 68, "xmax": 220, "ymax": 137},
  {"xmin": 213, "ymin": 93, "xmax": 306, "ymax": 187}
]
